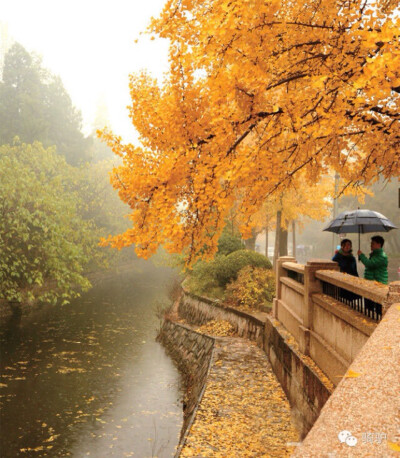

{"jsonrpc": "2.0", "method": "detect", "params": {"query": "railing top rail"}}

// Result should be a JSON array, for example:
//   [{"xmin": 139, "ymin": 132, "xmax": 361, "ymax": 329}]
[
  {"xmin": 281, "ymin": 276, "xmax": 305, "ymax": 295},
  {"xmin": 282, "ymin": 262, "xmax": 305, "ymax": 274},
  {"xmin": 312, "ymin": 293, "xmax": 377, "ymax": 337},
  {"xmin": 315, "ymin": 269, "xmax": 389, "ymax": 304}
]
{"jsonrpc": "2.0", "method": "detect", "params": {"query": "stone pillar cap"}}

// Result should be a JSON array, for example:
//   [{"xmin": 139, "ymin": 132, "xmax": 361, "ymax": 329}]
[{"xmin": 307, "ymin": 259, "xmax": 338, "ymax": 266}]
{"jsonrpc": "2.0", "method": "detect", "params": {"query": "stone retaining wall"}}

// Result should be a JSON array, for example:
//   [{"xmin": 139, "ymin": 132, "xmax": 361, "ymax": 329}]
[
  {"xmin": 157, "ymin": 318, "xmax": 215, "ymax": 454},
  {"xmin": 168, "ymin": 290, "xmax": 334, "ymax": 440},
  {"xmin": 264, "ymin": 315, "xmax": 333, "ymax": 438},
  {"xmin": 179, "ymin": 290, "xmax": 266, "ymax": 348}
]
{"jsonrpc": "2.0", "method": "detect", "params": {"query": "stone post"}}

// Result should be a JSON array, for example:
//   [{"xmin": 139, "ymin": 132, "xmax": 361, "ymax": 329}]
[
  {"xmin": 273, "ymin": 256, "xmax": 296, "ymax": 318},
  {"xmin": 382, "ymin": 281, "xmax": 400, "ymax": 315},
  {"xmin": 301, "ymin": 259, "xmax": 339, "ymax": 355}
]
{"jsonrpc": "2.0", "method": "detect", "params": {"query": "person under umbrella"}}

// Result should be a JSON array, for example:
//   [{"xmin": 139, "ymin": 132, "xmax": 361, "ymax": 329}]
[
  {"xmin": 358, "ymin": 235, "xmax": 388, "ymax": 317},
  {"xmin": 332, "ymin": 239, "xmax": 358, "ymax": 277},
  {"xmin": 323, "ymin": 209, "xmax": 395, "ymax": 315},
  {"xmin": 357, "ymin": 235, "xmax": 388, "ymax": 285},
  {"xmin": 332, "ymin": 239, "xmax": 359, "ymax": 304}
]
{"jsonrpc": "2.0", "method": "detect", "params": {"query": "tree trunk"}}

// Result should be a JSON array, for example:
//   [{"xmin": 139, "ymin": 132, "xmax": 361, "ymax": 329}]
[
  {"xmin": 265, "ymin": 227, "xmax": 269, "ymax": 258},
  {"xmin": 292, "ymin": 220, "xmax": 296, "ymax": 258},
  {"xmin": 244, "ymin": 228, "xmax": 257, "ymax": 251},
  {"xmin": 273, "ymin": 211, "xmax": 281, "ymax": 269},
  {"xmin": 279, "ymin": 225, "xmax": 288, "ymax": 256}
]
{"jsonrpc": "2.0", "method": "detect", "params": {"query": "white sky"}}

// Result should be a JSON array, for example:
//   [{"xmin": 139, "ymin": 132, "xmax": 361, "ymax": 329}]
[{"xmin": 0, "ymin": 0, "xmax": 170, "ymax": 141}]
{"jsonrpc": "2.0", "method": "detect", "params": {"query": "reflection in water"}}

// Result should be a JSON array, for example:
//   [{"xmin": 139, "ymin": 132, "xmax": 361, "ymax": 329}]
[{"xmin": 0, "ymin": 261, "xmax": 183, "ymax": 457}]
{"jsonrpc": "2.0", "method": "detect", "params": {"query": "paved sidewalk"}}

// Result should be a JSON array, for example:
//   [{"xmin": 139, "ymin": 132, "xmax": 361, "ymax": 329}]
[{"xmin": 181, "ymin": 336, "xmax": 299, "ymax": 457}]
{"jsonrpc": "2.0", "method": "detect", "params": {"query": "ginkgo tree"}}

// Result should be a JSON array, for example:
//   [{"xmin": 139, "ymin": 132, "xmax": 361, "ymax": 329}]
[
  {"xmin": 100, "ymin": 0, "xmax": 400, "ymax": 264},
  {"xmin": 248, "ymin": 173, "xmax": 336, "ymax": 260}
]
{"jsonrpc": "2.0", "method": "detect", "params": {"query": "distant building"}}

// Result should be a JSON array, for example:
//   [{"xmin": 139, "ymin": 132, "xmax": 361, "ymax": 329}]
[{"xmin": 0, "ymin": 22, "xmax": 14, "ymax": 79}]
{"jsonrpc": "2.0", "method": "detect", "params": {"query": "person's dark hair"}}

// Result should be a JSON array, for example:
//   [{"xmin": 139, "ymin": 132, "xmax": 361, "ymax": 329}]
[
  {"xmin": 340, "ymin": 239, "xmax": 352, "ymax": 248},
  {"xmin": 371, "ymin": 235, "xmax": 384, "ymax": 247}
]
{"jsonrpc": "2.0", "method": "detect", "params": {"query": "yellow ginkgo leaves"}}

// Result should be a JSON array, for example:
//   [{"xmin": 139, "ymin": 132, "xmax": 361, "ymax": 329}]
[
  {"xmin": 388, "ymin": 441, "xmax": 400, "ymax": 452},
  {"xmin": 99, "ymin": 0, "xmax": 400, "ymax": 264},
  {"xmin": 344, "ymin": 370, "xmax": 362, "ymax": 378}
]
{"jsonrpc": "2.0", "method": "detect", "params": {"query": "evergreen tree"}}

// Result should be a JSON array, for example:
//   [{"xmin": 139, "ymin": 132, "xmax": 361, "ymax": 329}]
[{"xmin": 0, "ymin": 42, "xmax": 91, "ymax": 165}]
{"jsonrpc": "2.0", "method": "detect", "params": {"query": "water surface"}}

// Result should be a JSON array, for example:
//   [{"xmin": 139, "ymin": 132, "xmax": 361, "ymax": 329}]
[{"xmin": 0, "ymin": 261, "xmax": 182, "ymax": 457}]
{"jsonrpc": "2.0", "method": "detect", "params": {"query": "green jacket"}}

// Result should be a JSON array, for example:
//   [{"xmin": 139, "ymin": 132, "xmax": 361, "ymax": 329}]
[{"xmin": 359, "ymin": 248, "xmax": 388, "ymax": 284}]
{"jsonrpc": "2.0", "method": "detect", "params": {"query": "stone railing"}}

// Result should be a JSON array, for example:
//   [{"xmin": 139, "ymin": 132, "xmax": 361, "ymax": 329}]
[
  {"xmin": 273, "ymin": 256, "xmax": 397, "ymax": 386},
  {"xmin": 293, "ymin": 288, "xmax": 400, "ymax": 456},
  {"xmin": 159, "ymin": 264, "xmax": 400, "ymax": 452}
]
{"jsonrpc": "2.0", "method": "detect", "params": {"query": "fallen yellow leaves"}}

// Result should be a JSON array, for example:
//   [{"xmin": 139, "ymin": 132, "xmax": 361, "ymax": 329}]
[
  {"xmin": 276, "ymin": 322, "xmax": 334, "ymax": 391},
  {"xmin": 19, "ymin": 446, "xmax": 54, "ymax": 452},
  {"xmin": 57, "ymin": 366, "xmax": 86, "ymax": 374},
  {"xmin": 388, "ymin": 441, "xmax": 400, "ymax": 452},
  {"xmin": 197, "ymin": 320, "xmax": 236, "ymax": 337},
  {"xmin": 344, "ymin": 370, "xmax": 362, "ymax": 378},
  {"xmin": 43, "ymin": 434, "xmax": 60, "ymax": 443},
  {"xmin": 181, "ymin": 337, "xmax": 299, "ymax": 457}
]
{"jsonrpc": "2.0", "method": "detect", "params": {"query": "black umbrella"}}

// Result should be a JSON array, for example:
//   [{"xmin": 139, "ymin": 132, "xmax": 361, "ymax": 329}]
[{"xmin": 323, "ymin": 209, "xmax": 397, "ymax": 250}]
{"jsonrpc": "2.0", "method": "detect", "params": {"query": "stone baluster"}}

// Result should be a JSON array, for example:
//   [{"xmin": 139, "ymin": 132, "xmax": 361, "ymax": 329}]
[
  {"xmin": 300, "ymin": 259, "xmax": 339, "ymax": 355},
  {"xmin": 273, "ymin": 256, "xmax": 296, "ymax": 318},
  {"xmin": 383, "ymin": 280, "xmax": 400, "ymax": 315}
]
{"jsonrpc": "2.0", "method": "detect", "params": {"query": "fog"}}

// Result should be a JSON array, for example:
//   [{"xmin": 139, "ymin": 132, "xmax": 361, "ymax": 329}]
[
  {"xmin": 0, "ymin": 0, "xmax": 169, "ymax": 140},
  {"xmin": 257, "ymin": 178, "xmax": 400, "ymax": 282},
  {"xmin": 1, "ymin": 1, "xmax": 398, "ymax": 288}
]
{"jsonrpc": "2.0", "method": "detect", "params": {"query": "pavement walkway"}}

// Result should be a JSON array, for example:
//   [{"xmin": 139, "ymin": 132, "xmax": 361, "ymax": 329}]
[{"xmin": 180, "ymin": 329, "xmax": 299, "ymax": 457}]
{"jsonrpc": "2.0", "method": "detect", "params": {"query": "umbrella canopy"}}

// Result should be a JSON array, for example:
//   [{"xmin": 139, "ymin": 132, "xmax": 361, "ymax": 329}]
[
  {"xmin": 323, "ymin": 209, "xmax": 397, "ymax": 234},
  {"xmin": 323, "ymin": 209, "xmax": 397, "ymax": 251}
]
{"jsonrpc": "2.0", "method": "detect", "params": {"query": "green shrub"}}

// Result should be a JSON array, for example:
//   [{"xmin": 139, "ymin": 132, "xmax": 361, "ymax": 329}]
[
  {"xmin": 225, "ymin": 266, "xmax": 276, "ymax": 311},
  {"xmin": 214, "ymin": 250, "xmax": 272, "ymax": 287},
  {"xmin": 185, "ymin": 260, "xmax": 224, "ymax": 299},
  {"xmin": 186, "ymin": 249, "xmax": 272, "ymax": 299},
  {"xmin": 217, "ymin": 232, "xmax": 244, "ymax": 256}
]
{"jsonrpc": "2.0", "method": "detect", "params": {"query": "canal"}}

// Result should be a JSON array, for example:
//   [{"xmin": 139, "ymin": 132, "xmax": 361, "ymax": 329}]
[{"xmin": 0, "ymin": 261, "xmax": 183, "ymax": 457}]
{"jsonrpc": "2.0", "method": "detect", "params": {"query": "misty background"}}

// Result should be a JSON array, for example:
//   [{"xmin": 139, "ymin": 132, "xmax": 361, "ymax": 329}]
[{"xmin": 0, "ymin": 0, "xmax": 399, "ymax": 299}]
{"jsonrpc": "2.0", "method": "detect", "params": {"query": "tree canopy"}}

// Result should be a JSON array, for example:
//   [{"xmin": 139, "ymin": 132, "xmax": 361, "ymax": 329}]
[
  {"xmin": 0, "ymin": 139, "xmax": 136, "ymax": 305},
  {"xmin": 0, "ymin": 45, "xmax": 135, "ymax": 306},
  {"xmin": 100, "ymin": 0, "xmax": 400, "ymax": 263},
  {"xmin": 0, "ymin": 140, "xmax": 92, "ymax": 304},
  {"xmin": 0, "ymin": 43, "xmax": 91, "ymax": 165}
]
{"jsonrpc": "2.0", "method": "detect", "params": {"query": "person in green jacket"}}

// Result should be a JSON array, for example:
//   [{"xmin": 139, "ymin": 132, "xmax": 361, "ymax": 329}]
[
  {"xmin": 357, "ymin": 235, "xmax": 388, "ymax": 318},
  {"xmin": 357, "ymin": 235, "xmax": 389, "ymax": 284}
]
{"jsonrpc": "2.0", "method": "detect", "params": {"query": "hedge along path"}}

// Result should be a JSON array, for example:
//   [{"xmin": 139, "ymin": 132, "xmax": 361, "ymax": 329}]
[{"xmin": 181, "ymin": 335, "xmax": 299, "ymax": 457}]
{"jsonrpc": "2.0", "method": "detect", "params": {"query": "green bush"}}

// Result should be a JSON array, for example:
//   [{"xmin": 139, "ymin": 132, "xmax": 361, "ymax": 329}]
[
  {"xmin": 217, "ymin": 232, "xmax": 244, "ymax": 256},
  {"xmin": 186, "ymin": 249, "xmax": 272, "ymax": 298},
  {"xmin": 0, "ymin": 140, "xmax": 93, "ymax": 305},
  {"xmin": 214, "ymin": 250, "xmax": 272, "ymax": 287},
  {"xmin": 185, "ymin": 260, "xmax": 224, "ymax": 299}
]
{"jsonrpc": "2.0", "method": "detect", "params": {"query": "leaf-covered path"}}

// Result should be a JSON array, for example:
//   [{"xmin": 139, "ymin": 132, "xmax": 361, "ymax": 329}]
[{"xmin": 181, "ymin": 334, "xmax": 299, "ymax": 457}]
